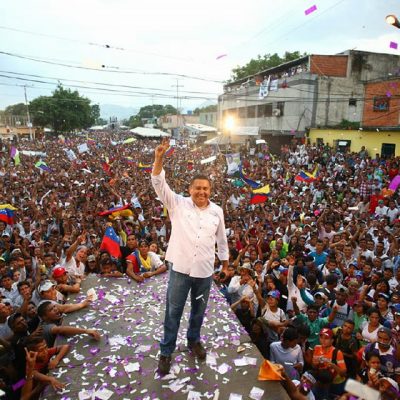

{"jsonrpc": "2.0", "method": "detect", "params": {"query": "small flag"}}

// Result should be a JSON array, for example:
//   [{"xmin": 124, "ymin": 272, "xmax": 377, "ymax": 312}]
[
  {"xmin": 250, "ymin": 184, "xmax": 270, "ymax": 204},
  {"xmin": 239, "ymin": 166, "xmax": 261, "ymax": 189},
  {"xmin": 165, "ymin": 146, "xmax": 175, "ymax": 157},
  {"xmin": 124, "ymin": 157, "xmax": 135, "ymax": 164},
  {"xmin": 35, "ymin": 160, "xmax": 52, "ymax": 172},
  {"xmin": 0, "ymin": 204, "xmax": 17, "ymax": 225},
  {"xmin": 126, "ymin": 250, "xmax": 140, "ymax": 273},
  {"xmin": 138, "ymin": 162, "xmax": 152, "ymax": 173},
  {"xmin": 87, "ymin": 138, "xmax": 96, "ymax": 145},
  {"xmin": 10, "ymin": 147, "xmax": 20, "ymax": 166},
  {"xmin": 100, "ymin": 226, "xmax": 122, "ymax": 258},
  {"xmin": 295, "ymin": 166, "xmax": 319, "ymax": 183},
  {"xmin": 98, "ymin": 204, "xmax": 131, "ymax": 217}
]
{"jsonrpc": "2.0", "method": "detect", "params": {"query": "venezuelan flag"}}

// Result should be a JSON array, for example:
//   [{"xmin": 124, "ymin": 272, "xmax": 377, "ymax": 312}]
[
  {"xmin": 0, "ymin": 204, "xmax": 17, "ymax": 225},
  {"xmin": 100, "ymin": 226, "xmax": 122, "ymax": 258},
  {"xmin": 165, "ymin": 146, "xmax": 175, "ymax": 157},
  {"xmin": 239, "ymin": 166, "xmax": 261, "ymax": 189},
  {"xmin": 124, "ymin": 157, "xmax": 135, "ymax": 164},
  {"xmin": 138, "ymin": 162, "xmax": 152, "ymax": 173},
  {"xmin": 250, "ymin": 184, "xmax": 270, "ymax": 204}
]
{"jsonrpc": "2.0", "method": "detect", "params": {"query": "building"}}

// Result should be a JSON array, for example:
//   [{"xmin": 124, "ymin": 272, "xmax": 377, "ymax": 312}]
[
  {"xmin": 158, "ymin": 114, "xmax": 199, "ymax": 138},
  {"xmin": 218, "ymin": 50, "xmax": 400, "ymax": 153},
  {"xmin": 308, "ymin": 77, "xmax": 400, "ymax": 157},
  {"xmin": 199, "ymin": 111, "xmax": 217, "ymax": 128}
]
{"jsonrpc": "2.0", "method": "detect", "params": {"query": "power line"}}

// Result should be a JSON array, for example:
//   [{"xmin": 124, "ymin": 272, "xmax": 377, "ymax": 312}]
[
  {"xmin": 0, "ymin": 70, "xmax": 219, "ymax": 96},
  {"xmin": 0, "ymin": 25, "xmax": 196, "ymax": 63},
  {"xmin": 0, "ymin": 50, "xmax": 223, "ymax": 83}
]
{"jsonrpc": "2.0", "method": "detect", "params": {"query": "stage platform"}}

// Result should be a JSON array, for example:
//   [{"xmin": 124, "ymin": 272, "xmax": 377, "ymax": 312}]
[{"xmin": 42, "ymin": 273, "xmax": 289, "ymax": 400}]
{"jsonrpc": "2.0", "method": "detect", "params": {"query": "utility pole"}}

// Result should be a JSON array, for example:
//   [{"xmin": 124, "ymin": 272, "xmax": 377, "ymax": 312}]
[
  {"xmin": 171, "ymin": 79, "xmax": 184, "ymax": 135},
  {"xmin": 24, "ymin": 86, "xmax": 33, "ymax": 140}
]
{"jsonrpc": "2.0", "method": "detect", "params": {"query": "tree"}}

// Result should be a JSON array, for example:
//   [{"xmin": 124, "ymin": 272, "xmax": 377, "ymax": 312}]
[
  {"xmin": 5, "ymin": 103, "xmax": 27, "ymax": 116},
  {"xmin": 126, "ymin": 115, "xmax": 143, "ymax": 129},
  {"xmin": 229, "ymin": 51, "xmax": 308, "ymax": 82},
  {"xmin": 29, "ymin": 85, "xmax": 97, "ymax": 134},
  {"xmin": 193, "ymin": 104, "xmax": 217, "ymax": 115},
  {"xmin": 136, "ymin": 104, "xmax": 178, "ymax": 119}
]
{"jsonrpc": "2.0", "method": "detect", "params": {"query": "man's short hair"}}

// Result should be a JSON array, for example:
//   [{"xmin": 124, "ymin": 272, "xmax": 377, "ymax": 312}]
[
  {"xmin": 37, "ymin": 301, "xmax": 52, "ymax": 318},
  {"xmin": 189, "ymin": 174, "xmax": 212, "ymax": 187}
]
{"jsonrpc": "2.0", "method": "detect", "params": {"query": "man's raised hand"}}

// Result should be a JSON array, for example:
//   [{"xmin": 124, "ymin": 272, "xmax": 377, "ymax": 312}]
[{"xmin": 154, "ymin": 138, "xmax": 170, "ymax": 159}]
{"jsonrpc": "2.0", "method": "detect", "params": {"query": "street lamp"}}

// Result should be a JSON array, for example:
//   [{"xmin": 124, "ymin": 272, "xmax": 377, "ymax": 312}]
[{"xmin": 386, "ymin": 14, "xmax": 400, "ymax": 29}]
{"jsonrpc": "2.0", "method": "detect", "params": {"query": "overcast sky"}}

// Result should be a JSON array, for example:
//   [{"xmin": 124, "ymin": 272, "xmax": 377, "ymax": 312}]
[{"xmin": 0, "ymin": 0, "xmax": 399, "ymax": 113}]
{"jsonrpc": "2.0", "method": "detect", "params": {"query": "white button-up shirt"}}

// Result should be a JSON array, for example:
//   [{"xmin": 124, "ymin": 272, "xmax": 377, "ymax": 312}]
[{"xmin": 151, "ymin": 169, "xmax": 229, "ymax": 278}]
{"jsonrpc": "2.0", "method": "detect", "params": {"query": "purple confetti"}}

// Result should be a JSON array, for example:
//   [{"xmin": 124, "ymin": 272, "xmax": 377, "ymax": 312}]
[
  {"xmin": 12, "ymin": 379, "xmax": 26, "ymax": 391},
  {"xmin": 89, "ymin": 347, "xmax": 100, "ymax": 355},
  {"xmin": 304, "ymin": 5, "xmax": 317, "ymax": 15},
  {"xmin": 390, "ymin": 41, "xmax": 398, "ymax": 50},
  {"xmin": 387, "ymin": 91, "xmax": 392, "ymax": 98}
]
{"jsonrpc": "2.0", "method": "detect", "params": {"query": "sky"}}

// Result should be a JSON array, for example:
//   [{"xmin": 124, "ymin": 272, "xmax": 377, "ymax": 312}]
[{"xmin": 0, "ymin": 0, "xmax": 399, "ymax": 116}]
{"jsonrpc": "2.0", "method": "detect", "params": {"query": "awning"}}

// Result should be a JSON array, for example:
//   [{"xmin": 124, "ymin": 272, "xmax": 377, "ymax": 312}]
[
  {"xmin": 231, "ymin": 126, "xmax": 259, "ymax": 136},
  {"xmin": 185, "ymin": 124, "xmax": 217, "ymax": 133},
  {"xmin": 130, "ymin": 127, "xmax": 171, "ymax": 138}
]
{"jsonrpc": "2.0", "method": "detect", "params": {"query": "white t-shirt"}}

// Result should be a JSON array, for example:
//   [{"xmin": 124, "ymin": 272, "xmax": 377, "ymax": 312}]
[
  {"xmin": 62, "ymin": 257, "xmax": 85, "ymax": 277},
  {"xmin": 361, "ymin": 321, "xmax": 382, "ymax": 344}
]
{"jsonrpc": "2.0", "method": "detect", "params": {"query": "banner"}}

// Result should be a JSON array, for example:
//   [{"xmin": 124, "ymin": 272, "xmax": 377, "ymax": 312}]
[
  {"xmin": 225, "ymin": 153, "xmax": 241, "ymax": 175},
  {"xmin": 259, "ymin": 76, "xmax": 270, "ymax": 99},
  {"xmin": 78, "ymin": 143, "xmax": 89, "ymax": 154},
  {"xmin": 65, "ymin": 149, "xmax": 77, "ymax": 161},
  {"xmin": 200, "ymin": 155, "xmax": 217, "ymax": 165}
]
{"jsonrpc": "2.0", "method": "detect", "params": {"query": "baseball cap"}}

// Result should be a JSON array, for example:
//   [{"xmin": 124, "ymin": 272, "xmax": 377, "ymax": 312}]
[
  {"xmin": 87, "ymin": 255, "xmax": 96, "ymax": 262},
  {"xmin": 379, "ymin": 377, "xmax": 399, "ymax": 392},
  {"xmin": 377, "ymin": 292, "xmax": 390, "ymax": 300},
  {"xmin": 2, "ymin": 232, "xmax": 10, "ymax": 237},
  {"xmin": 38, "ymin": 280, "xmax": 55, "ymax": 293},
  {"xmin": 391, "ymin": 303, "xmax": 400, "ymax": 315},
  {"xmin": 319, "ymin": 328, "xmax": 333, "ymax": 338},
  {"xmin": 267, "ymin": 290, "xmax": 280, "ymax": 299},
  {"xmin": 335, "ymin": 285, "xmax": 349, "ymax": 294},
  {"xmin": 314, "ymin": 291, "xmax": 328, "ymax": 300},
  {"xmin": 52, "ymin": 266, "xmax": 66, "ymax": 279},
  {"xmin": 0, "ymin": 257, "xmax": 5, "ymax": 262}
]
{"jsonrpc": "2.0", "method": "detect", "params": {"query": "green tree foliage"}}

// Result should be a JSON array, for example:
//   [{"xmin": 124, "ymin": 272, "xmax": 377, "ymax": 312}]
[
  {"xmin": 137, "ymin": 104, "xmax": 178, "ymax": 119},
  {"xmin": 193, "ymin": 104, "xmax": 217, "ymax": 115},
  {"xmin": 126, "ymin": 115, "xmax": 143, "ymax": 129},
  {"xmin": 230, "ymin": 51, "xmax": 308, "ymax": 82},
  {"xmin": 125, "ymin": 104, "xmax": 178, "ymax": 128},
  {"xmin": 29, "ymin": 85, "xmax": 97, "ymax": 133},
  {"xmin": 5, "ymin": 103, "xmax": 27, "ymax": 116}
]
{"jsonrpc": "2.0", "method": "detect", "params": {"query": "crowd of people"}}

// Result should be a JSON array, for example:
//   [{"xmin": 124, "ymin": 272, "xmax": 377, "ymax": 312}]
[{"xmin": 0, "ymin": 131, "xmax": 399, "ymax": 399}]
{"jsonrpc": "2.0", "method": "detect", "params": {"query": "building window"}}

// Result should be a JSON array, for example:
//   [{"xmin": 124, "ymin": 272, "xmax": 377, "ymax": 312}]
[
  {"xmin": 258, "ymin": 103, "xmax": 272, "ymax": 117},
  {"xmin": 247, "ymin": 105, "xmax": 256, "ymax": 118},
  {"xmin": 373, "ymin": 97, "xmax": 389, "ymax": 111},
  {"xmin": 349, "ymin": 98, "xmax": 357, "ymax": 106},
  {"xmin": 277, "ymin": 102, "xmax": 285, "ymax": 116},
  {"xmin": 239, "ymin": 107, "xmax": 246, "ymax": 118}
]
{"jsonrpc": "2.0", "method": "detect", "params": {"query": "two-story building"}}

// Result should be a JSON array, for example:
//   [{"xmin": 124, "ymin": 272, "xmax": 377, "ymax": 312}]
[{"xmin": 218, "ymin": 50, "xmax": 400, "ymax": 153}]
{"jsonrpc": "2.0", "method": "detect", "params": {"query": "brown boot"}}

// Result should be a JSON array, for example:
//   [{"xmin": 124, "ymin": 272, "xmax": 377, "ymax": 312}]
[
  {"xmin": 188, "ymin": 342, "xmax": 206, "ymax": 360},
  {"xmin": 158, "ymin": 355, "xmax": 171, "ymax": 374}
]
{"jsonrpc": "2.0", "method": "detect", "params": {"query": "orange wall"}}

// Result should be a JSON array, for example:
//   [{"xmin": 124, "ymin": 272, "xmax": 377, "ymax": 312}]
[
  {"xmin": 363, "ymin": 80, "xmax": 400, "ymax": 127},
  {"xmin": 310, "ymin": 55, "xmax": 348, "ymax": 77}
]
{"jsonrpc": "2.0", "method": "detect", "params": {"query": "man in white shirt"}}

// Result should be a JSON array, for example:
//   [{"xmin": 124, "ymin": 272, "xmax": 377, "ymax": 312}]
[{"xmin": 152, "ymin": 138, "xmax": 229, "ymax": 374}]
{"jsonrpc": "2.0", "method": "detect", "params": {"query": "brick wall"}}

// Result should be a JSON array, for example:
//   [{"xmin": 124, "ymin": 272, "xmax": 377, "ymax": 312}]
[
  {"xmin": 310, "ymin": 55, "xmax": 348, "ymax": 77},
  {"xmin": 363, "ymin": 80, "xmax": 400, "ymax": 127}
]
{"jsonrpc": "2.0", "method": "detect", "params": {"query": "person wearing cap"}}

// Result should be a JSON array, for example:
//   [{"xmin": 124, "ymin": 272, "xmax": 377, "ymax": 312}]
[
  {"xmin": 34, "ymin": 280, "xmax": 91, "ymax": 314},
  {"xmin": 152, "ymin": 138, "xmax": 229, "ymax": 374},
  {"xmin": 378, "ymin": 376, "xmax": 400, "ymax": 400},
  {"xmin": 311, "ymin": 328, "xmax": 347, "ymax": 398},
  {"xmin": 253, "ymin": 287, "xmax": 287, "ymax": 346},
  {"xmin": 52, "ymin": 266, "xmax": 81, "ymax": 296},
  {"xmin": 362, "ymin": 326, "xmax": 399, "ymax": 379},
  {"xmin": 321, "ymin": 285, "xmax": 353, "ymax": 328},
  {"xmin": 375, "ymin": 200, "xmax": 389, "ymax": 218}
]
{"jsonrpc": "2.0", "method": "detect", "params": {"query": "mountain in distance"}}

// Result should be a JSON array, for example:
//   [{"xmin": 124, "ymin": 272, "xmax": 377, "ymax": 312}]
[{"xmin": 100, "ymin": 104, "xmax": 138, "ymax": 121}]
